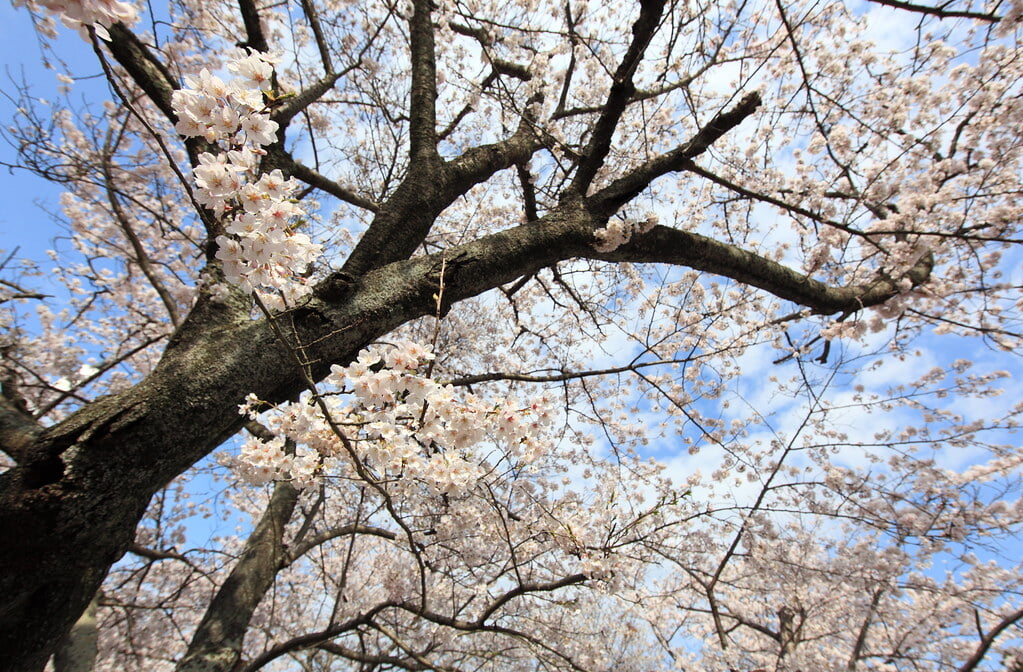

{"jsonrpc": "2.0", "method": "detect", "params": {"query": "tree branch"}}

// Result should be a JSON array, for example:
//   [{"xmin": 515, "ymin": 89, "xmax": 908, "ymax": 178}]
[
  {"xmin": 299, "ymin": 0, "xmax": 333, "ymax": 73},
  {"xmin": 237, "ymin": 0, "xmax": 269, "ymax": 53},
  {"xmin": 126, "ymin": 543, "xmax": 189, "ymax": 562},
  {"xmin": 570, "ymin": 0, "xmax": 666, "ymax": 195},
  {"xmin": 176, "ymin": 479, "xmax": 300, "ymax": 672},
  {"xmin": 238, "ymin": 603, "xmax": 397, "ymax": 672},
  {"xmin": 957, "ymin": 606, "xmax": 1023, "ymax": 672},
  {"xmin": 339, "ymin": 107, "xmax": 541, "ymax": 276},
  {"xmin": 270, "ymin": 72, "xmax": 342, "ymax": 129},
  {"xmin": 101, "ymin": 156, "xmax": 182, "ymax": 327},
  {"xmin": 446, "ymin": 111, "xmax": 542, "ymax": 193},
  {"xmin": 477, "ymin": 574, "xmax": 589, "ymax": 624},
  {"xmin": 590, "ymin": 91, "xmax": 762, "ymax": 215},
  {"xmin": 447, "ymin": 21, "xmax": 532, "ymax": 81},
  {"xmin": 105, "ymin": 23, "xmax": 179, "ymax": 122},
  {"xmin": 865, "ymin": 0, "xmax": 1000, "ymax": 21},
  {"xmin": 315, "ymin": 641, "xmax": 430, "ymax": 670},
  {"xmin": 287, "ymin": 159, "xmax": 380, "ymax": 212},
  {"xmin": 407, "ymin": 0, "xmax": 439, "ymax": 161},
  {"xmin": 285, "ymin": 523, "xmax": 398, "ymax": 563},
  {"xmin": 596, "ymin": 224, "xmax": 934, "ymax": 314}
]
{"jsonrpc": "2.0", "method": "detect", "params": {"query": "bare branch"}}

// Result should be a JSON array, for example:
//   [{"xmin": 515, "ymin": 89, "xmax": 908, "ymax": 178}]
[
  {"xmin": 594, "ymin": 224, "xmax": 933, "ymax": 314},
  {"xmin": 237, "ymin": 603, "xmax": 397, "ymax": 672},
  {"xmin": 104, "ymin": 23, "xmax": 179, "ymax": 122},
  {"xmin": 957, "ymin": 607, "xmax": 1023, "ymax": 672},
  {"xmin": 287, "ymin": 159, "xmax": 380, "ymax": 212},
  {"xmin": 570, "ymin": 0, "xmax": 666, "ymax": 195},
  {"xmin": 285, "ymin": 523, "xmax": 398, "ymax": 563},
  {"xmin": 299, "ymin": 0, "xmax": 334, "ymax": 73},
  {"xmin": 591, "ymin": 91, "xmax": 762, "ymax": 215},
  {"xmin": 270, "ymin": 72, "xmax": 342, "ymax": 129},
  {"xmin": 100, "ymin": 155, "xmax": 182, "ymax": 327},
  {"xmin": 126, "ymin": 543, "xmax": 189, "ymax": 562},
  {"xmin": 865, "ymin": 0, "xmax": 1001, "ymax": 21}
]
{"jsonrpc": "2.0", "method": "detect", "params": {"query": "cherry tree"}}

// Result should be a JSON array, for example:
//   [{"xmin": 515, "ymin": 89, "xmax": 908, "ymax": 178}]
[{"xmin": 1, "ymin": 0, "xmax": 1022, "ymax": 669}]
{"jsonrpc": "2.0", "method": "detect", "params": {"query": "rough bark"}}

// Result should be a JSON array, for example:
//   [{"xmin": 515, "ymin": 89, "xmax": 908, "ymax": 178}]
[
  {"xmin": 176, "ymin": 482, "xmax": 299, "ymax": 672},
  {"xmin": 53, "ymin": 592, "xmax": 99, "ymax": 672}
]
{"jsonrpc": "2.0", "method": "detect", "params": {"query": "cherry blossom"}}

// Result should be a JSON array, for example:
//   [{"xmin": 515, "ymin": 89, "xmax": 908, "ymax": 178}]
[
  {"xmin": 12, "ymin": 0, "xmax": 137, "ymax": 38},
  {"xmin": 1, "ymin": 0, "xmax": 1022, "ymax": 669},
  {"xmin": 171, "ymin": 55, "xmax": 322, "ymax": 305}
]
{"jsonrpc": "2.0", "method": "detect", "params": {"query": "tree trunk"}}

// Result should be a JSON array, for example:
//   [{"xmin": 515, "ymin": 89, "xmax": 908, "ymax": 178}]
[{"xmin": 54, "ymin": 592, "xmax": 99, "ymax": 672}]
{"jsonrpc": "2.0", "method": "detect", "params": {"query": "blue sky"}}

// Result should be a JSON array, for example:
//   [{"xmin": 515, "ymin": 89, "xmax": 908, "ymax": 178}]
[{"xmin": 0, "ymin": 4, "xmax": 105, "ymax": 265}]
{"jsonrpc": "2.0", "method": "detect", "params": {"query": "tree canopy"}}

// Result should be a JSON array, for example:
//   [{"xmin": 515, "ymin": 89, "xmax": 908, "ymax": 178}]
[{"xmin": 1, "ymin": 0, "xmax": 1022, "ymax": 669}]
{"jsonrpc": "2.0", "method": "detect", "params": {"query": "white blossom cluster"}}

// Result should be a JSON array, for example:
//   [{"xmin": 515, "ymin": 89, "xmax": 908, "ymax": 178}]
[
  {"xmin": 172, "ymin": 55, "xmax": 322, "ymax": 307},
  {"xmin": 592, "ymin": 214, "xmax": 658, "ymax": 253},
  {"xmin": 12, "ymin": 0, "xmax": 137, "ymax": 38},
  {"xmin": 235, "ymin": 341, "xmax": 554, "ymax": 495}
]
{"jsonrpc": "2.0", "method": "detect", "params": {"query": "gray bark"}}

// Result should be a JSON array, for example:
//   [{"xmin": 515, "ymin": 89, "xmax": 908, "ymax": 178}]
[{"xmin": 53, "ymin": 592, "xmax": 99, "ymax": 672}]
